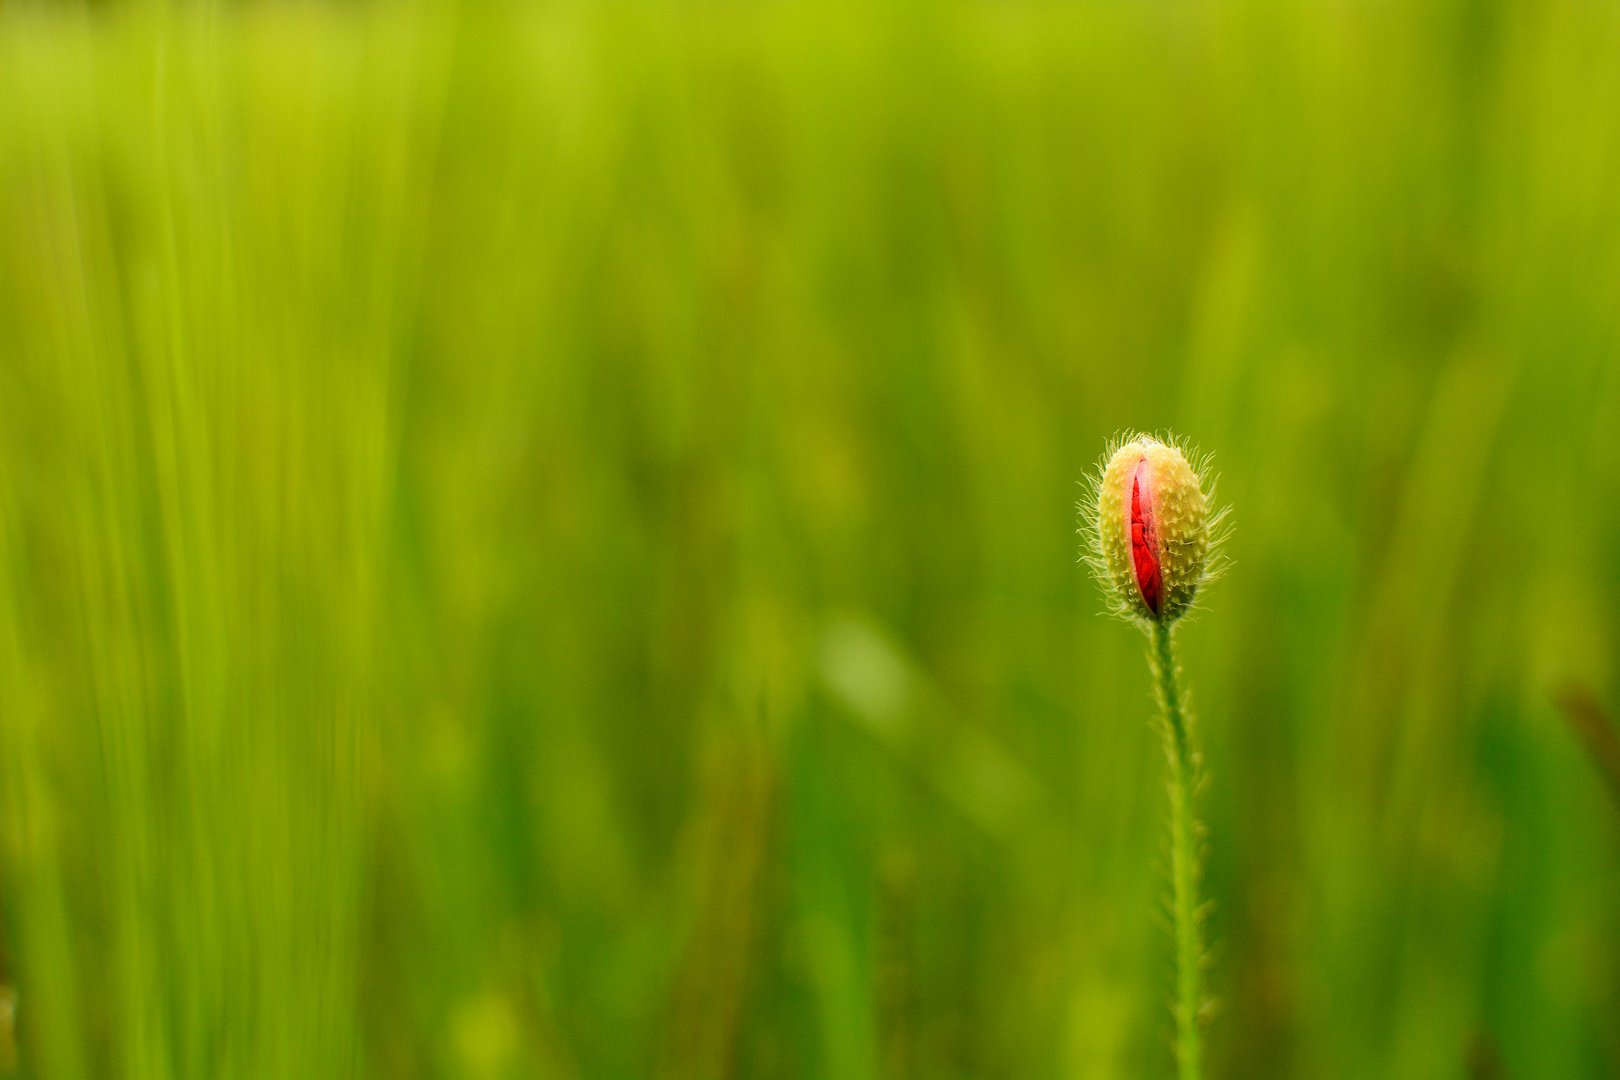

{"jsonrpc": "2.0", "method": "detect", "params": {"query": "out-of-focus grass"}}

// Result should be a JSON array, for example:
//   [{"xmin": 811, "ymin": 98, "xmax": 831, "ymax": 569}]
[{"xmin": 1, "ymin": 1, "xmax": 1619, "ymax": 1078}]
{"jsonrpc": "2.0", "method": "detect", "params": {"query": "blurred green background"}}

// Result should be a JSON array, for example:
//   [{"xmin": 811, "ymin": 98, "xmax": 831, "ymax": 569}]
[{"xmin": 1, "ymin": 0, "xmax": 1619, "ymax": 1077}]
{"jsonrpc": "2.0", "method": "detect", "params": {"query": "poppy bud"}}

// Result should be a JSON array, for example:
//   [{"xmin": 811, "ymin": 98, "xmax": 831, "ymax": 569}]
[{"xmin": 1085, "ymin": 433, "xmax": 1221, "ymax": 625}]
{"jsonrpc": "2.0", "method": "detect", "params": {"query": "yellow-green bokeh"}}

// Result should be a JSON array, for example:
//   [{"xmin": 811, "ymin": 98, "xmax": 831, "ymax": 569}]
[{"xmin": 0, "ymin": 1, "xmax": 1618, "ymax": 1078}]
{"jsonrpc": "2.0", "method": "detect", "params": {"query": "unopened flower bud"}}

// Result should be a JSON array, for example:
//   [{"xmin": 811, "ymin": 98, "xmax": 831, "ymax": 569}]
[{"xmin": 1086, "ymin": 433, "xmax": 1220, "ymax": 625}]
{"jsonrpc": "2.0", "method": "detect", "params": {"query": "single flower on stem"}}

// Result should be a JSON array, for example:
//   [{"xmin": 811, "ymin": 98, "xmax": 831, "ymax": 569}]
[{"xmin": 1082, "ymin": 432, "xmax": 1228, "ymax": 1080}]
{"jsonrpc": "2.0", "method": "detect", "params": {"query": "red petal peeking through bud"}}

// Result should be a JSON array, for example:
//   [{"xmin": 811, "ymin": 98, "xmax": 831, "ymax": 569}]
[
  {"xmin": 1129, "ymin": 456, "xmax": 1163, "ymax": 616},
  {"xmin": 1089, "ymin": 433, "xmax": 1216, "ymax": 625}
]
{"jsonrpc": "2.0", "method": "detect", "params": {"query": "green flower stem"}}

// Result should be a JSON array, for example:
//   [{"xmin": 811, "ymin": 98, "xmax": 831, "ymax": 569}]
[{"xmin": 1150, "ymin": 620, "xmax": 1204, "ymax": 1080}]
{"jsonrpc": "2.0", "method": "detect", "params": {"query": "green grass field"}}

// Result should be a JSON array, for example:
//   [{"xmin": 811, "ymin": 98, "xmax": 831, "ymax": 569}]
[{"xmin": 1, "ymin": 0, "xmax": 1619, "ymax": 1077}]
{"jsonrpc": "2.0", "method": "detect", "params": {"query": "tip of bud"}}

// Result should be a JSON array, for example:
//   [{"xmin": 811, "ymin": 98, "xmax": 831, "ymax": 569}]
[{"xmin": 1081, "ymin": 432, "xmax": 1226, "ymax": 626}]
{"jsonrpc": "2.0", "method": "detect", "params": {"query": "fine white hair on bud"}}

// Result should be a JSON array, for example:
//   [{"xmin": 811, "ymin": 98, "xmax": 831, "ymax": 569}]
[{"xmin": 1081, "ymin": 432, "xmax": 1227, "ymax": 626}]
